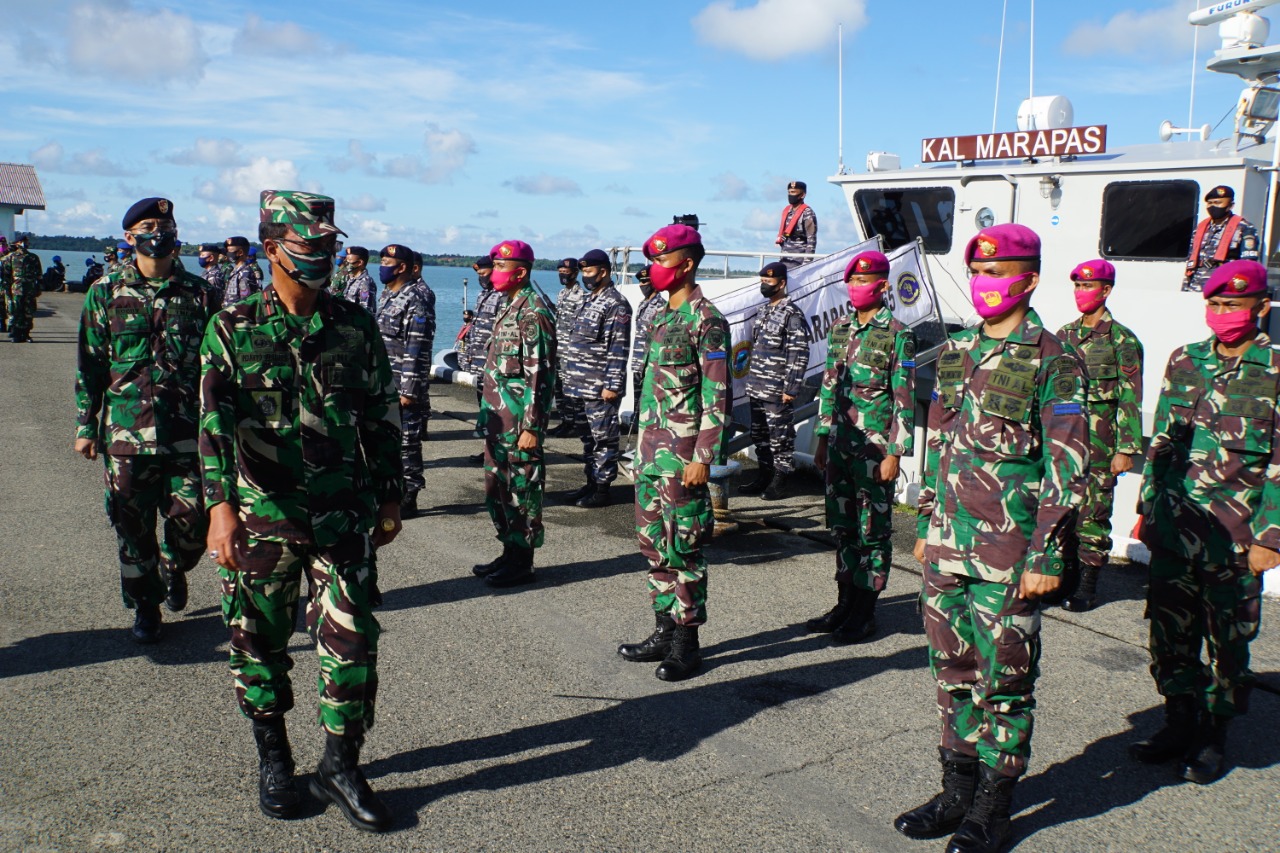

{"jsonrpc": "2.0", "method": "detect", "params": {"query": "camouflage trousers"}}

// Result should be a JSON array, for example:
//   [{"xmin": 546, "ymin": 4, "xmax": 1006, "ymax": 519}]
[
  {"xmin": 635, "ymin": 469, "xmax": 713, "ymax": 626},
  {"xmin": 400, "ymin": 399, "xmax": 425, "ymax": 493},
  {"xmin": 748, "ymin": 397, "xmax": 796, "ymax": 474},
  {"xmin": 103, "ymin": 453, "xmax": 206, "ymax": 609},
  {"xmin": 923, "ymin": 564, "xmax": 1042, "ymax": 779},
  {"xmin": 8, "ymin": 284, "xmax": 36, "ymax": 338},
  {"xmin": 824, "ymin": 441, "xmax": 892, "ymax": 592},
  {"xmin": 576, "ymin": 397, "xmax": 621, "ymax": 485},
  {"xmin": 0, "ymin": 283, "xmax": 7, "ymax": 327},
  {"xmin": 220, "ymin": 532, "xmax": 380, "ymax": 736},
  {"xmin": 1146, "ymin": 551, "xmax": 1261, "ymax": 718},
  {"xmin": 1076, "ymin": 467, "xmax": 1116, "ymax": 569},
  {"xmin": 482, "ymin": 430, "xmax": 545, "ymax": 550}
]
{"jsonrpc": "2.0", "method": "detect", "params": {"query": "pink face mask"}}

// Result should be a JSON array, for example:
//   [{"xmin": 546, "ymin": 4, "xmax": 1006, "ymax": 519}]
[
  {"xmin": 970, "ymin": 273, "xmax": 1031, "ymax": 319},
  {"xmin": 1074, "ymin": 288, "xmax": 1106, "ymax": 314},
  {"xmin": 490, "ymin": 267, "xmax": 524, "ymax": 292},
  {"xmin": 1205, "ymin": 306, "xmax": 1257, "ymax": 345},
  {"xmin": 847, "ymin": 279, "xmax": 886, "ymax": 310},
  {"xmin": 648, "ymin": 260, "xmax": 687, "ymax": 293}
]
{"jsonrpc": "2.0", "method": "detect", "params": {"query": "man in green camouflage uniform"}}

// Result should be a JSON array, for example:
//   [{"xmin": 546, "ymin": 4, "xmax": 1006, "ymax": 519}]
[
  {"xmin": 617, "ymin": 224, "xmax": 730, "ymax": 682},
  {"xmin": 810, "ymin": 251, "xmax": 914, "ymax": 644},
  {"xmin": 75, "ymin": 199, "xmax": 212, "ymax": 643},
  {"xmin": 200, "ymin": 191, "xmax": 403, "ymax": 830},
  {"xmin": 1131, "ymin": 259, "xmax": 1280, "ymax": 786},
  {"xmin": 0, "ymin": 237, "xmax": 9, "ymax": 332},
  {"xmin": 897, "ymin": 225, "xmax": 1087, "ymax": 853},
  {"xmin": 1055, "ymin": 259, "xmax": 1143, "ymax": 612},
  {"xmin": 471, "ymin": 239, "xmax": 557, "ymax": 588},
  {"xmin": 2, "ymin": 234, "xmax": 42, "ymax": 342}
]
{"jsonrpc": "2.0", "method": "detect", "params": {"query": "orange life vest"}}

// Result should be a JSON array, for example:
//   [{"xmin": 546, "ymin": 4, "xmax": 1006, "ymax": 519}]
[
  {"xmin": 777, "ymin": 203, "xmax": 811, "ymax": 242},
  {"xmin": 1186, "ymin": 214, "xmax": 1242, "ymax": 274}
]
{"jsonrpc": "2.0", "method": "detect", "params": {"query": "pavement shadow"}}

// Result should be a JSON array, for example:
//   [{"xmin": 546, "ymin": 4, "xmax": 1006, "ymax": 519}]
[{"xmin": 369, "ymin": 646, "xmax": 927, "ymax": 820}]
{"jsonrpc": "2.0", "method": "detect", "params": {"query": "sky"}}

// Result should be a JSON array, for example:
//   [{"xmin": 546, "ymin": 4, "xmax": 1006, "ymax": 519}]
[{"xmin": 0, "ymin": 0, "xmax": 1258, "ymax": 258}]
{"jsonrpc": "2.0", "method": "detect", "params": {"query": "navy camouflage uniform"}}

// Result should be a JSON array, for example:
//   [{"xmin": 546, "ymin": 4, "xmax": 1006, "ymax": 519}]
[
  {"xmin": 563, "ymin": 281, "xmax": 632, "ymax": 486},
  {"xmin": 224, "ymin": 261, "xmax": 261, "ymax": 305},
  {"xmin": 409, "ymin": 274, "xmax": 437, "ymax": 424},
  {"xmin": 632, "ymin": 291, "xmax": 666, "ymax": 392},
  {"xmin": 376, "ymin": 280, "xmax": 434, "ymax": 496},
  {"xmin": 341, "ymin": 269, "xmax": 377, "ymax": 313},
  {"xmin": 746, "ymin": 296, "xmax": 811, "ymax": 475},
  {"xmin": 466, "ymin": 284, "xmax": 505, "ymax": 406},
  {"xmin": 1183, "ymin": 219, "xmax": 1260, "ymax": 292},
  {"xmin": 555, "ymin": 281, "xmax": 586, "ymax": 427}
]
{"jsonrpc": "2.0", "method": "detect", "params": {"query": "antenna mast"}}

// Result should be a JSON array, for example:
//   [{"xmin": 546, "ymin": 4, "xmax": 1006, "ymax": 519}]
[
  {"xmin": 1189, "ymin": 0, "xmax": 1202, "ymax": 127},
  {"xmin": 837, "ymin": 23, "xmax": 845, "ymax": 174},
  {"xmin": 1028, "ymin": 0, "xmax": 1036, "ymax": 126},
  {"xmin": 993, "ymin": 0, "xmax": 1008, "ymax": 133}
]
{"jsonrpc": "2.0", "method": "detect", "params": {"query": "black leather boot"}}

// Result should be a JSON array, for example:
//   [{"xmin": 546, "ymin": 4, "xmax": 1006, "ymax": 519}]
[
  {"xmin": 737, "ymin": 465, "xmax": 774, "ymax": 496},
  {"xmin": 831, "ymin": 589, "xmax": 880, "ymax": 645},
  {"xmin": 618, "ymin": 612, "xmax": 676, "ymax": 662},
  {"xmin": 473, "ymin": 543, "xmax": 513, "ymax": 577},
  {"xmin": 805, "ymin": 583, "xmax": 853, "ymax": 633},
  {"xmin": 577, "ymin": 483, "xmax": 612, "ymax": 508},
  {"xmin": 561, "ymin": 481, "xmax": 594, "ymax": 502},
  {"xmin": 401, "ymin": 490, "xmax": 419, "ymax": 519},
  {"xmin": 655, "ymin": 625, "xmax": 701, "ymax": 681},
  {"xmin": 1062, "ymin": 564, "xmax": 1101, "ymax": 612},
  {"xmin": 252, "ymin": 718, "xmax": 301, "ymax": 819},
  {"xmin": 162, "ymin": 567, "xmax": 188, "ymax": 613},
  {"xmin": 894, "ymin": 747, "xmax": 978, "ymax": 839},
  {"xmin": 486, "ymin": 546, "xmax": 536, "ymax": 587},
  {"xmin": 945, "ymin": 763, "xmax": 1016, "ymax": 853},
  {"xmin": 310, "ymin": 728, "xmax": 392, "ymax": 832},
  {"xmin": 467, "ymin": 451, "xmax": 485, "ymax": 464},
  {"xmin": 762, "ymin": 470, "xmax": 792, "ymax": 501},
  {"xmin": 1180, "ymin": 714, "xmax": 1231, "ymax": 784},
  {"xmin": 131, "ymin": 604, "xmax": 162, "ymax": 644},
  {"xmin": 1130, "ymin": 694, "xmax": 1198, "ymax": 763}
]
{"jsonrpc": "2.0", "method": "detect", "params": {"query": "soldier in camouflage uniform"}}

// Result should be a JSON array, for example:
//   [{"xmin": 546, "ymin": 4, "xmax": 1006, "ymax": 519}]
[
  {"xmin": 739, "ymin": 261, "xmax": 811, "ymax": 500},
  {"xmin": 471, "ymin": 239, "xmax": 556, "ymax": 588},
  {"xmin": 1183, "ymin": 185, "xmax": 1260, "ymax": 292},
  {"xmin": 1131, "ymin": 259, "xmax": 1280, "ymax": 786},
  {"xmin": 248, "ymin": 246, "xmax": 264, "ymax": 285},
  {"xmin": 809, "ymin": 251, "xmax": 914, "ymax": 644},
  {"xmin": 201, "ymin": 191, "xmax": 402, "ymax": 830},
  {"xmin": 1056, "ymin": 259, "xmax": 1143, "ymax": 612},
  {"xmin": 198, "ymin": 242, "xmax": 228, "ymax": 309},
  {"xmin": 329, "ymin": 248, "xmax": 352, "ymax": 295},
  {"xmin": 617, "ymin": 224, "xmax": 730, "ymax": 682},
  {"xmin": 102, "ymin": 244, "xmax": 120, "ymax": 276},
  {"xmin": 409, "ymin": 251, "xmax": 438, "ymax": 433},
  {"xmin": 897, "ymin": 225, "xmax": 1087, "ymax": 853},
  {"xmin": 550, "ymin": 257, "xmax": 586, "ymax": 438},
  {"xmin": 0, "ymin": 237, "xmax": 8, "ymax": 332},
  {"xmin": 560, "ymin": 249, "xmax": 632, "ymax": 508},
  {"xmin": 339, "ymin": 246, "xmax": 377, "ymax": 313},
  {"xmin": 2, "ymin": 234, "xmax": 42, "ymax": 342},
  {"xmin": 375, "ymin": 244, "xmax": 433, "ymax": 517},
  {"xmin": 224, "ymin": 236, "xmax": 262, "ymax": 305},
  {"xmin": 74, "ymin": 198, "xmax": 213, "ymax": 644},
  {"xmin": 464, "ymin": 256, "xmax": 502, "ymax": 463},
  {"xmin": 776, "ymin": 180, "xmax": 818, "ymax": 269},
  {"xmin": 631, "ymin": 269, "xmax": 664, "ymax": 393}
]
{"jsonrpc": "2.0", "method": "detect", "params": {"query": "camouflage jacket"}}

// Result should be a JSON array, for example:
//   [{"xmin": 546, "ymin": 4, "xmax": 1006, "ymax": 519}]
[
  {"xmin": 636, "ymin": 287, "xmax": 731, "ymax": 475},
  {"xmin": 481, "ymin": 285, "xmax": 557, "ymax": 438},
  {"xmin": 555, "ymin": 283, "xmax": 585, "ymax": 343},
  {"xmin": 376, "ymin": 280, "xmax": 434, "ymax": 401},
  {"xmin": 917, "ymin": 309, "xmax": 1089, "ymax": 583},
  {"xmin": 340, "ymin": 269, "xmax": 377, "ymax": 313},
  {"xmin": 329, "ymin": 264, "xmax": 351, "ymax": 296},
  {"xmin": 632, "ymin": 292, "xmax": 666, "ymax": 377},
  {"xmin": 1057, "ymin": 310, "xmax": 1144, "ymax": 464},
  {"xmin": 201, "ymin": 262, "xmax": 227, "ymax": 305},
  {"xmin": 464, "ymin": 284, "xmax": 505, "ymax": 374},
  {"xmin": 199, "ymin": 286, "xmax": 403, "ymax": 546},
  {"xmin": 1184, "ymin": 216, "xmax": 1261, "ymax": 291},
  {"xmin": 409, "ymin": 276, "xmax": 437, "ymax": 340},
  {"xmin": 779, "ymin": 205, "xmax": 818, "ymax": 259},
  {"xmin": 815, "ymin": 306, "xmax": 915, "ymax": 457},
  {"xmin": 75, "ymin": 263, "xmax": 214, "ymax": 456},
  {"xmin": 1, "ymin": 250, "xmax": 42, "ymax": 298},
  {"xmin": 563, "ymin": 282, "xmax": 632, "ymax": 398},
  {"xmin": 224, "ymin": 262, "xmax": 261, "ymax": 305},
  {"xmin": 1139, "ymin": 333, "xmax": 1280, "ymax": 564},
  {"xmin": 746, "ymin": 295, "xmax": 811, "ymax": 400}
]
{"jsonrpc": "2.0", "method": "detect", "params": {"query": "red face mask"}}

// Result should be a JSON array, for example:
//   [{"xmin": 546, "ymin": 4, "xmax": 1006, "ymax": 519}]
[
  {"xmin": 490, "ymin": 267, "xmax": 524, "ymax": 292},
  {"xmin": 647, "ymin": 259, "xmax": 688, "ymax": 293},
  {"xmin": 1074, "ymin": 288, "xmax": 1106, "ymax": 314},
  {"xmin": 1205, "ymin": 305, "xmax": 1258, "ymax": 344},
  {"xmin": 847, "ymin": 279, "xmax": 886, "ymax": 310}
]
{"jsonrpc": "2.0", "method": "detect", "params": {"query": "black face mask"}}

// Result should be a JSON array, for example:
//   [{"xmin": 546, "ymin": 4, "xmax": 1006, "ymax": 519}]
[
  {"xmin": 478, "ymin": 271, "xmax": 492, "ymax": 287},
  {"xmin": 584, "ymin": 271, "xmax": 609, "ymax": 289},
  {"xmin": 640, "ymin": 284, "xmax": 654, "ymax": 299},
  {"xmin": 760, "ymin": 281, "xmax": 784, "ymax": 298},
  {"xmin": 787, "ymin": 194, "xmax": 803, "ymax": 206},
  {"xmin": 1207, "ymin": 205, "xmax": 1230, "ymax": 220},
  {"xmin": 558, "ymin": 272, "xmax": 576, "ymax": 286}
]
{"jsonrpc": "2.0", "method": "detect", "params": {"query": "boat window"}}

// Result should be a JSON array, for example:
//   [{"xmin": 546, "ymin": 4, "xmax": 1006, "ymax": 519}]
[
  {"xmin": 853, "ymin": 187, "xmax": 955, "ymax": 254},
  {"xmin": 1100, "ymin": 180, "xmax": 1198, "ymax": 261}
]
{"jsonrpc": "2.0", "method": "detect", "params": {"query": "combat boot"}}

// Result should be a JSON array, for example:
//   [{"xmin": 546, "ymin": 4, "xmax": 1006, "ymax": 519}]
[
  {"xmin": 560, "ymin": 480, "xmax": 594, "ymax": 502},
  {"xmin": 468, "ymin": 451, "xmax": 485, "ymax": 464},
  {"xmin": 894, "ymin": 747, "xmax": 979, "ymax": 839},
  {"xmin": 655, "ymin": 625, "xmax": 701, "ymax": 681},
  {"xmin": 737, "ymin": 464, "xmax": 774, "ymax": 496},
  {"xmin": 762, "ymin": 470, "xmax": 792, "ymax": 501},
  {"xmin": 162, "ymin": 566, "xmax": 188, "ymax": 613},
  {"xmin": 577, "ymin": 483, "xmax": 612, "ymax": 508},
  {"xmin": 1130, "ymin": 694, "xmax": 1198, "ymax": 763},
  {"xmin": 831, "ymin": 589, "xmax": 880, "ymax": 645},
  {"xmin": 310, "ymin": 727, "xmax": 392, "ymax": 832},
  {"xmin": 402, "ymin": 490, "xmax": 420, "ymax": 519},
  {"xmin": 473, "ymin": 543, "xmax": 513, "ymax": 577},
  {"xmin": 131, "ymin": 604, "xmax": 162, "ymax": 644},
  {"xmin": 945, "ymin": 763, "xmax": 1016, "ymax": 853},
  {"xmin": 618, "ymin": 612, "xmax": 675, "ymax": 662},
  {"xmin": 1062, "ymin": 564, "xmax": 1102, "ymax": 612},
  {"xmin": 252, "ymin": 718, "xmax": 300, "ymax": 819},
  {"xmin": 485, "ymin": 546, "xmax": 536, "ymax": 587},
  {"xmin": 1179, "ymin": 714, "xmax": 1231, "ymax": 784},
  {"xmin": 805, "ymin": 582, "xmax": 853, "ymax": 633}
]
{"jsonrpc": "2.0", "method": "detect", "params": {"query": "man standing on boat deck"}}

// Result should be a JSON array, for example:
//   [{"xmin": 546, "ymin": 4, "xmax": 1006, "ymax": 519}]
[
  {"xmin": 1131, "ymin": 259, "xmax": 1280, "ymax": 785},
  {"xmin": 1055, "ymin": 260, "xmax": 1143, "ymax": 613},
  {"xmin": 201, "ymin": 191, "xmax": 402, "ymax": 830},
  {"xmin": 738, "ymin": 261, "xmax": 811, "ymax": 501},
  {"xmin": 464, "ymin": 256, "xmax": 503, "ymax": 463},
  {"xmin": 339, "ymin": 246, "xmax": 377, "ymax": 313},
  {"xmin": 560, "ymin": 249, "xmax": 632, "ymax": 508},
  {"xmin": 899, "ymin": 224, "xmax": 1087, "ymax": 853},
  {"xmin": 550, "ymin": 257, "xmax": 586, "ymax": 438},
  {"xmin": 776, "ymin": 180, "xmax": 818, "ymax": 269},
  {"xmin": 807, "ymin": 250, "xmax": 914, "ymax": 644},
  {"xmin": 1182, "ymin": 185, "xmax": 1259, "ymax": 292},
  {"xmin": 471, "ymin": 239, "xmax": 556, "ymax": 588},
  {"xmin": 74, "ymin": 197, "xmax": 213, "ymax": 644},
  {"xmin": 224, "ymin": 236, "xmax": 262, "ymax": 305},
  {"xmin": 618, "ymin": 224, "xmax": 730, "ymax": 682}
]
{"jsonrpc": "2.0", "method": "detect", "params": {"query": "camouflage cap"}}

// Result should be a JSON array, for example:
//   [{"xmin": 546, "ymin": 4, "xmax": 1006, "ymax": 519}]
[{"xmin": 259, "ymin": 190, "xmax": 347, "ymax": 239}]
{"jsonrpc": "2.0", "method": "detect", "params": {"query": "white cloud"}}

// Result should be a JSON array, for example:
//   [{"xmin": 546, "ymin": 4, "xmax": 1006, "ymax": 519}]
[
  {"xmin": 421, "ymin": 124, "xmax": 476, "ymax": 183},
  {"xmin": 622, "ymin": 206, "xmax": 650, "ymax": 217},
  {"xmin": 1063, "ymin": 2, "xmax": 1194, "ymax": 58},
  {"xmin": 28, "ymin": 200, "xmax": 112, "ymax": 236},
  {"xmin": 603, "ymin": 183, "xmax": 632, "ymax": 194},
  {"xmin": 504, "ymin": 174, "xmax": 583, "ymax": 196},
  {"xmin": 742, "ymin": 208, "xmax": 777, "ymax": 232},
  {"xmin": 235, "ymin": 13, "xmax": 326, "ymax": 56},
  {"xmin": 341, "ymin": 193, "xmax": 387, "ymax": 212},
  {"xmin": 693, "ymin": 0, "xmax": 867, "ymax": 61},
  {"xmin": 64, "ymin": 1, "xmax": 208, "ymax": 82},
  {"xmin": 711, "ymin": 171, "xmax": 754, "ymax": 202},
  {"xmin": 329, "ymin": 140, "xmax": 376, "ymax": 174},
  {"xmin": 347, "ymin": 216, "xmax": 391, "ymax": 244},
  {"xmin": 195, "ymin": 157, "xmax": 300, "ymax": 205},
  {"xmin": 30, "ymin": 140, "xmax": 138, "ymax": 176},
  {"xmin": 164, "ymin": 138, "xmax": 245, "ymax": 167},
  {"xmin": 209, "ymin": 205, "xmax": 241, "ymax": 231},
  {"xmin": 326, "ymin": 129, "xmax": 474, "ymax": 184},
  {"xmin": 474, "ymin": 209, "xmax": 500, "ymax": 219}
]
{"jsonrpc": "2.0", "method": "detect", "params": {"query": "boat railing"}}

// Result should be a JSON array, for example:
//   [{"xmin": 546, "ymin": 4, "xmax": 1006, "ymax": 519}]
[{"xmin": 607, "ymin": 247, "xmax": 817, "ymax": 284}]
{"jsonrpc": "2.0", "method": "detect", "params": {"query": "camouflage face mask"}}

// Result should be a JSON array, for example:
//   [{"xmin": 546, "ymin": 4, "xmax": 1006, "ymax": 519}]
[{"xmin": 277, "ymin": 242, "xmax": 334, "ymax": 290}]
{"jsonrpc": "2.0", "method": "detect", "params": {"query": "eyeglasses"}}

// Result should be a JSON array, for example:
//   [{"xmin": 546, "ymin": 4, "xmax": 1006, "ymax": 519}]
[{"xmin": 129, "ymin": 221, "xmax": 177, "ymax": 234}]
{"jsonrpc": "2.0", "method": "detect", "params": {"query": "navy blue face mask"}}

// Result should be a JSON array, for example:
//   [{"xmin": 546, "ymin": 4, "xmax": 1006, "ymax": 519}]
[{"xmin": 379, "ymin": 264, "xmax": 400, "ymax": 285}]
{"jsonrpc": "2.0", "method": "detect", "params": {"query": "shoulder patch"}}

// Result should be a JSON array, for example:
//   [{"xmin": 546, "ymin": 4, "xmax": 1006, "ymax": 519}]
[
  {"xmin": 1053, "ymin": 373, "xmax": 1078, "ymax": 400},
  {"xmin": 704, "ymin": 325, "xmax": 727, "ymax": 351}
]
